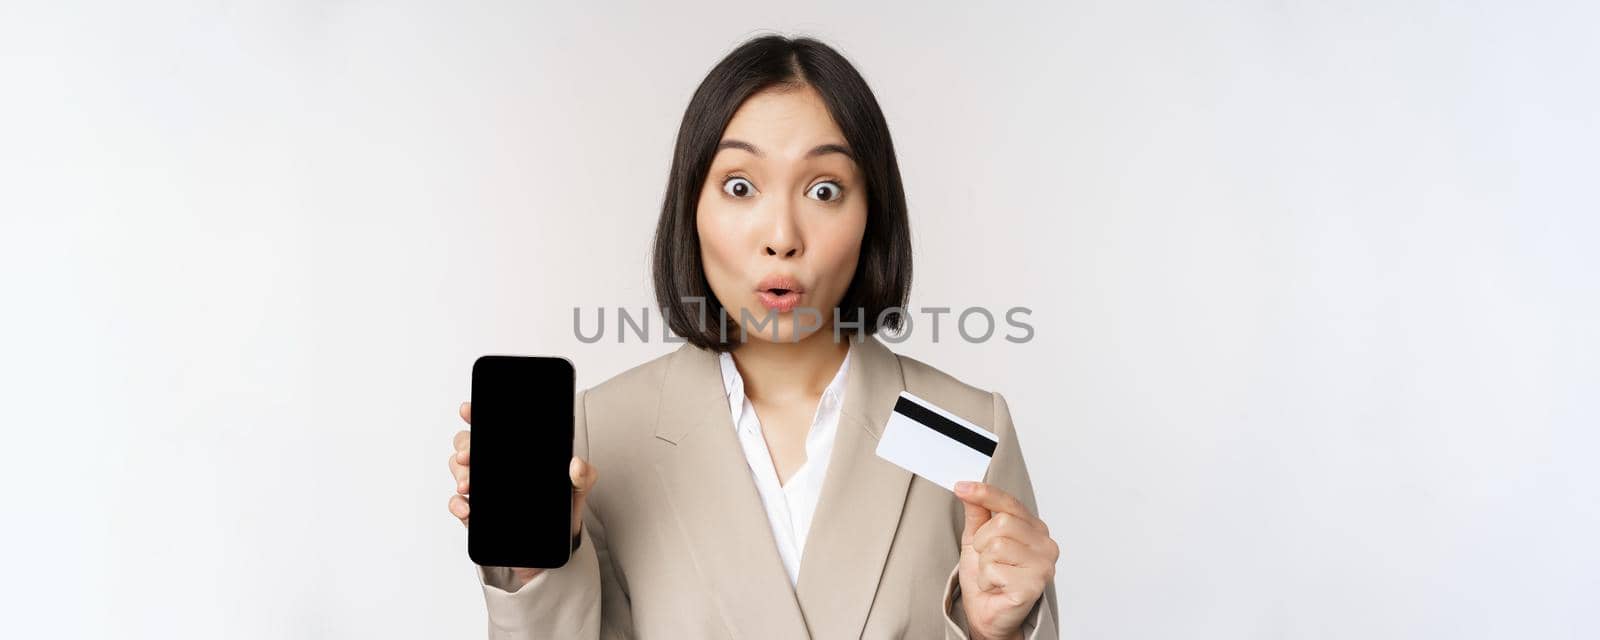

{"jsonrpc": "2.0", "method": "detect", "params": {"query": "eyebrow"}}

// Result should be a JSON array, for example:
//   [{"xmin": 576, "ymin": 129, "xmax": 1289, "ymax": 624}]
[{"xmin": 715, "ymin": 139, "xmax": 854, "ymax": 160}]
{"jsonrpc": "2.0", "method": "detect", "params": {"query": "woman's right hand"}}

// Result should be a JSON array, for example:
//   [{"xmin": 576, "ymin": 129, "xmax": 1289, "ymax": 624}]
[{"xmin": 449, "ymin": 400, "xmax": 599, "ymax": 588}]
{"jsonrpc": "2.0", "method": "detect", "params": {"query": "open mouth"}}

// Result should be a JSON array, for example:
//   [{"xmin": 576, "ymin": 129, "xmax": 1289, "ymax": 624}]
[
  {"xmin": 756, "ymin": 287, "xmax": 803, "ymax": 312},
  {"xmin": 755, "ymin": 274, "xmax": 805, "ymax": 312}
]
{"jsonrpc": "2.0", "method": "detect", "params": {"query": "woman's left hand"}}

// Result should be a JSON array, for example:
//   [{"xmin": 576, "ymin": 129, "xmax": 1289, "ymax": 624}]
[{"xmin": 953, "ymin": 480, "xmax": 1059, "ymax": 640}]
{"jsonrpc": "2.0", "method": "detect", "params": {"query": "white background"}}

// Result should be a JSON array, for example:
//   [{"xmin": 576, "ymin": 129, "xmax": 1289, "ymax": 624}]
[{"xmin": 2, "ymin": 1, "xmax": 1596, "ymax": 638}]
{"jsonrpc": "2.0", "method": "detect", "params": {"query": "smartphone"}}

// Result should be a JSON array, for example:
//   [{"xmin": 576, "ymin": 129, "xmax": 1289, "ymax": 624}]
[{"xmin": 467, "ymin": 355, "xmax": 576, "ymax": 569}]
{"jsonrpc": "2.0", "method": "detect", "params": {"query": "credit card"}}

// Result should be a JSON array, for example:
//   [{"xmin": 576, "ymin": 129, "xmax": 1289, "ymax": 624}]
[{"xmin": 875, "ymin": 391, "xmax": 997, "ymax": 492}]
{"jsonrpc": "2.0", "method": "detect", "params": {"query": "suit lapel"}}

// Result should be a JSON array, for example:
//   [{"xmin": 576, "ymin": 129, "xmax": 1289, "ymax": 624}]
[
  {"xmin": 795, "ymin": 334, "xmax": 912, "ymax": 639},
  {"xmin": 651, "ymin": 335, "xmax": 912, "ymax": 639},
  {"xmin": 652, "ymin": 342, "xmax": 811, "ymax": 640}
]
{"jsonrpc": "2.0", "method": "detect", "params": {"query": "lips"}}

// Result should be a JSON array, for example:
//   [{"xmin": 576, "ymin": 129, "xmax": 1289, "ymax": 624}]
[{"xmin": 755, "ymin": 274, "xmax": 806, "ymax": 312}]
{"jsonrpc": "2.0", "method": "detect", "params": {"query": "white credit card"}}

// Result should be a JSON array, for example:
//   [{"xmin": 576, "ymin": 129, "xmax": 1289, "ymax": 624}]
[{"xmin": 875, "ymin": 391, "xmax": 998, "ymax": 492}]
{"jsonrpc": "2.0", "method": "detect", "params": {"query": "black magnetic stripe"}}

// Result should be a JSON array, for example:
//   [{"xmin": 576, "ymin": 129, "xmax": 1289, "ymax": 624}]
[{"xmin": 892, "ymin": 396, "xmax": 997, "ymax": 457}]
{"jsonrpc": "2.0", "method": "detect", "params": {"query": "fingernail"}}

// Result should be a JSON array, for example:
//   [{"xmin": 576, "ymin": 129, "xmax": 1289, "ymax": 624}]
[{"xmin": 955, "ymin": 481, "xmax": 974, "ymax": 493}]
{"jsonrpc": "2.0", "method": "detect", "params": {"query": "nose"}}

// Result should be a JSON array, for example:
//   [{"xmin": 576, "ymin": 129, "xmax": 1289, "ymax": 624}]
[
  {"xmin": 762, "ymin": 198, "xmax": 803, "ymax": 259},
  {"xmin": 765, "ymin": 242, "xmax": 799, "ymax": 258}
]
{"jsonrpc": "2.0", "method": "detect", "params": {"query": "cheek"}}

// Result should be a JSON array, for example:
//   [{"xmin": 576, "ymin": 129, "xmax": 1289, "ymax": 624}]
[
  {"xmin": 695, "ymin": 198, "xmax": 741, "ymax": 293},
  {"xmin": 819, "ymin": 209, "xmax": 868, "ymax": 294}
]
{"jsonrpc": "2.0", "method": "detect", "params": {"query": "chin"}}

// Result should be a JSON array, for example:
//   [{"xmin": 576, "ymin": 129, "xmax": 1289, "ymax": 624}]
[{"xmin": 729, "ymin": 306, "xmax": 830, "ymax": 345}]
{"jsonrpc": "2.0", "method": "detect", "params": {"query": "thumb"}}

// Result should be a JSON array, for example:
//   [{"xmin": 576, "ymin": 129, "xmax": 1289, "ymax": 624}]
[
  {"xmin": 570, "ymin": 457, "xmax": 598, "ymax": 535},
  {"xmin": 960, "ymin": 495, "xmax": 991, "ymax": 547}
]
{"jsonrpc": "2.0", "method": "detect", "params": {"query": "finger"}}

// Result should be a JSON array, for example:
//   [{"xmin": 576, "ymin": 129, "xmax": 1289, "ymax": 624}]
[
  {"xmin": 956, "ymin": 481, "xmax": 1042, "ymax": 529},
  {"xmin": 974, "ymin": 512, "xmax": 1048, "ymax": 556},
  {"xmin": 978, "ymin": 563, "xmax": 1042, "ymax": 607},
  {"xmin": 975, "ymin": 535, "xmax": 1033, "ymax": 567},
  {"xmin": 459, "ymin": 401, "xmax": 471, "ymax": 424},
  {"xmin": 975, "ymin": 528, "xmax": 1060, "ymax": 588},
  {"xmin": 570, "ymin": 457, "xmax": 597, "ymax": 537},
  {"xmin": 449, "ymin": 493, "xmax": 471, "ymax": 524},
  {"xmin": 571, "ymin": 457, "xmax": 598, "ymax": 496},
  {"xmin": 974, "ymin": 555, "xmax": 1008, "ymax": 593},
  {"xmin": 961, "ymin": 497, "xmax": 991, "ymax": 547},
  {"xmin": 450, "ymin": 455, "xmax": 470, "ymax": 494}
]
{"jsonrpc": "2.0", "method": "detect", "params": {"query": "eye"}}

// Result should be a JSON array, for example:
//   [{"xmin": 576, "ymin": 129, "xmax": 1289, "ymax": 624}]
[
  {"xmin": 722, "ymin": 177, "xmax": 756, "ymax": 198},
  {"xmin": 806, "ymin": 180, "xmax": 843, "ymax": 202}
]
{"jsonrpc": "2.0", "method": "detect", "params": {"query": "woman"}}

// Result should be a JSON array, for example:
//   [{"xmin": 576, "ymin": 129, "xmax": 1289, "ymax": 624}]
[{"xmin": 447, "ymin": 35, "xmax": 1060, "ymax": 640}]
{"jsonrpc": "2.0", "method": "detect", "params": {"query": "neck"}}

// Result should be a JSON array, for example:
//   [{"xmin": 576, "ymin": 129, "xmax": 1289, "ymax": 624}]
[{"xmin": 729, "ymin": 328, "xmax": 851, "ymax": 403}]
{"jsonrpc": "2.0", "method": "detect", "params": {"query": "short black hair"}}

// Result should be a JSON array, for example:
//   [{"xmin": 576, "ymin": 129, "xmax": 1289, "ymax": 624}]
[{"xmin": 651, "ymin": 34, "xmax": 913, "ymax": 352}]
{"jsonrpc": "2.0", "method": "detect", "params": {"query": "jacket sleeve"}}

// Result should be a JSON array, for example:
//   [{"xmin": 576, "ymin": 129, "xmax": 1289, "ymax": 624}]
[
  {"xmin": 941, "ymin": 391, "xmax": 1061, "ymax": 639},
  {"xmin": 474, "ymin": 389, "xmax": 636, "ymax": 640}
]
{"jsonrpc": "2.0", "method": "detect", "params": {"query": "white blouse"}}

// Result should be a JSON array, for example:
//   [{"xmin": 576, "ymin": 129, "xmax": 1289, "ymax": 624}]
[{"xmin": 716, "ymin": 343, "xmax": 853, "ymax": 587}]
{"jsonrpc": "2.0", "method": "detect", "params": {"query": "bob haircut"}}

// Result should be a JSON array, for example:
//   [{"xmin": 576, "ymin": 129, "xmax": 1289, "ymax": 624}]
[{"xmin": 651, "ymin": 34, "xmax": 913, "ymax": 352}]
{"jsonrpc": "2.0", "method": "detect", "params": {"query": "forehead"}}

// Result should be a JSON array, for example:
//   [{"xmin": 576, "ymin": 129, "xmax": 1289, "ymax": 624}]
[{"xmin": 718, "ymin": 84, "xmax": 847, "ymax": 155}]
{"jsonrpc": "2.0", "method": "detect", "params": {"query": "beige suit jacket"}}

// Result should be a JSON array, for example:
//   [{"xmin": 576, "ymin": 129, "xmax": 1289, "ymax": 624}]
[{"xmin": 475, "ymin": 335, "xmax": 1060, "ymax": 639}]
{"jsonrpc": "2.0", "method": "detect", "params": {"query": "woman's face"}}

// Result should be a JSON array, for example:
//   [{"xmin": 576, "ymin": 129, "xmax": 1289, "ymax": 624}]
[{"xmin": 696, "ymin": 84, "xmax": 868, "ymax": 345}]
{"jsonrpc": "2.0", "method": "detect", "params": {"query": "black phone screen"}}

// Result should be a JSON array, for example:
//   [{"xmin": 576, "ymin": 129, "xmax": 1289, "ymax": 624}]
[{"xmin": 468, "ymin": 355, "xmax": 575, "ymax": 569}]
